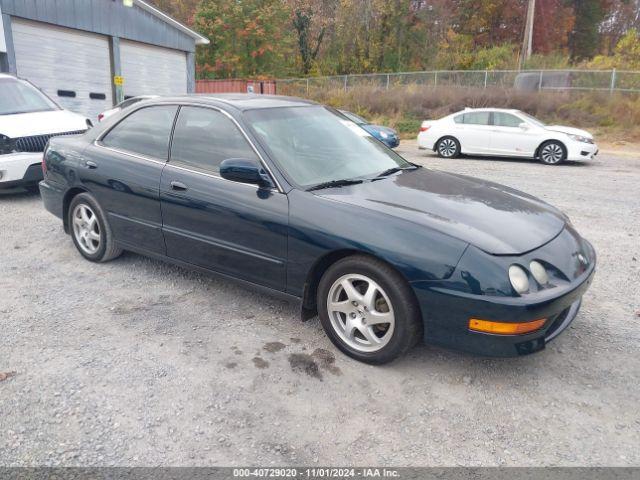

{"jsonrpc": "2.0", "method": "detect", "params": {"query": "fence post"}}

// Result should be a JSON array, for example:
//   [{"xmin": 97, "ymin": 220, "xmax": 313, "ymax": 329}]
[
  {"xmin": 610, "ymin": 69, "xmax": 617, "ymax": 95},
  {"xmin": 306, "ymin": 78, "xmax": 309, "ymax": 95},
  {"xmin": 434, "ymin": 71, "xmax": 438, "ymax": 88},
  {"xmin": 538, "ymin": 70, "xmax": 543, "ymax": 92},
  {"xmin": 484, "ymin": 70, "xmax": 488, "ymax": 88},
  {"xmin": 386, "ymin": 73, "xmax": 390, "ymax": 90},
  {"xmin": 344, "ymin": 75, "xmax": 348, "ymax": 92}
]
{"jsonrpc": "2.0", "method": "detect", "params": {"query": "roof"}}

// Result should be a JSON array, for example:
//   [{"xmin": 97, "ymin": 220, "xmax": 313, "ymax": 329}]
[
  {"xmin": 462, "ymin": 108, "xmax": 520, "ymax": 113},
  {"xmin": 155, "ymin": 94, "xmax": 317, "ymax": 110},
  {"xmin": 135, "ymin": 0, "xmax": 209, "ymax": 45}
]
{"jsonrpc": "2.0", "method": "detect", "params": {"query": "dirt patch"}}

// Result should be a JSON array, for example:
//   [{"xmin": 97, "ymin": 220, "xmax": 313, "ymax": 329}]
[
  {"xmin": 263, "ymin": 341, "xmax": 286, "ymax": 353},
  {"xmin": 0, "ymin": 371, "xmax": 16, "ymax": 382},
  {"xmin": 312, "ymin": 348, "xmax": 342, "ymax": 376},
  {"xmin": 252, "ymin": 357, "xmax": 269, "ymax": 369},
  {"xmin": 288, "ymin": 353, "xmax": 322, "ymax": 380},
  {"xmin": 224, "ymin": 362, "xmax": 237, "ymax": 369}
]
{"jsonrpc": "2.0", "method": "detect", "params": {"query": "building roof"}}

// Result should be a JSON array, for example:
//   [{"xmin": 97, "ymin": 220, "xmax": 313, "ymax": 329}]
[{"xmin": 136, "ymin": 0, "xmax": 209, "ymax": 45}]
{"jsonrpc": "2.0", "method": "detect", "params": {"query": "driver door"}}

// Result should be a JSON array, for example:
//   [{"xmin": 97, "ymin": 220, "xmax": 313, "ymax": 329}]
[
  {"xmin": 490, "ymin": 112, "xmax": 540, "ymax": 157},
  {"xmin": 159, "ymin": 106, "xmax": 289, "ymax": 291}
]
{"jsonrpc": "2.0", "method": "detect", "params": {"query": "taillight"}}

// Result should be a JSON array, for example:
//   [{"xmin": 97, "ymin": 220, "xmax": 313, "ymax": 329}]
[
  {"xmin": 419, "ymin": 126, "xmax": 430, "ymax": 132},
  {"xmin": 98, "ymin": 113, "xmax": 104, "ymax": 122}
]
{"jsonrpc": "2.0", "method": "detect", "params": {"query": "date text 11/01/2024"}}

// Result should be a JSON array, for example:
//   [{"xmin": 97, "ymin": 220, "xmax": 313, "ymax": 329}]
[{"xmin": 232, "ymin": 468, "xmax": 400, "ymax": 477}]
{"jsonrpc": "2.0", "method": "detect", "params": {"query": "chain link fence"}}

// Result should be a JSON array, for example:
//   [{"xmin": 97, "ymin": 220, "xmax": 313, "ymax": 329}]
[{"xmin": 277, "ymin": 69, "xmax": 640, "ymax": 96}]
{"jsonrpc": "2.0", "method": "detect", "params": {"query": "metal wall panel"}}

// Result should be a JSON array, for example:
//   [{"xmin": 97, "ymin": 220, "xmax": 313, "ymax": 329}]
[
  {"xmin": 0, "ymin": 0, "xmax": 197, "ymax": 52},
  {"xmin": 120, "ymin": 39, "xmax": 187, "ymax": 98},
  {"xmin": 12, "ymin": 18, "xmax": 112, "ymax": 120}
]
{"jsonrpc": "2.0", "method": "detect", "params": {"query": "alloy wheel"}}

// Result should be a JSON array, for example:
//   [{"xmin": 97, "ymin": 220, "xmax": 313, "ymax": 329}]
[
  {"xmin": 326, "ymin": 274, "xmax": 395, "ymax": 353},
  {"xmin": 541, "ymin": 143, "xmax": 564, "ymax": 164},
  {"xmin": 72, "ymin": 204, "xmax": 101, "ymax": 255},
  {"xmin": 438, "ymin": 138, "xmax": 457, "ymax": 158}
]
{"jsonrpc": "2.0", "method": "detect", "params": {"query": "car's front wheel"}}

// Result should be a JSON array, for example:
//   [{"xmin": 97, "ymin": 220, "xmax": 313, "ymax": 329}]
[
  {"xmin": 317, "ymin": 255, "xmax": 422, "ymax": 364},
  {"xmin": 436, "ymin": 136, "xmax": 461, "ymax": 158},
  {"xmin": 68, "ymin": 192, "xmax": 122, "ymax": 262},
  {"xmin": 538, "ymin": 140, "xmax": 567, "ymax": 165}
]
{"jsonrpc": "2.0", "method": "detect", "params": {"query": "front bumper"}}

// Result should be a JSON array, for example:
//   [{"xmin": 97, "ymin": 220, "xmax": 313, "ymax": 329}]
[
  {"xmin": 383, "ymin": 136, "xmax": 400, "ymax": 149},
  {"xmin": 411, "ymin": 229, "xmax": 596, "ymax": 357},
  {"xmin": 566, "ymin": 141, "xmax": 598, "ymax": 161},
  {"xmin": 0, "ymin": 152, "xmax": 43, "ymax": 188},
  {"xmin": 412, "ymin": 269, "xmax": 593, "ymax": 356}
]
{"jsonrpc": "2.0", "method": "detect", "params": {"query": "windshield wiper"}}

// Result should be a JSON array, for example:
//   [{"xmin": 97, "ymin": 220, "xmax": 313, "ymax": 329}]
[
  {"xmin": 375, "ymin": 164, "xmax": 421, "ymax": 178},
  {"xmin": 306, "ymin": 178, "xmax": 364, "ymax": 192}
]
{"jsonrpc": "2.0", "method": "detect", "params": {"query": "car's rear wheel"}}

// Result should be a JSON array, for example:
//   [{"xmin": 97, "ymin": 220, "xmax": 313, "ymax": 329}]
[
  {"xmin": 317, "ymin": 255, "xmax": 422, "ymax": 364},
  {"xmin": 538, "ymin": 141, "xmax": 566, "ymax": 165},
  {"xmin": 436, "ymin": 136, "xmax": 461, "ymax": 158},
  {"xmin": 69, "ymin": 193, "xmax": 122, "ymax": 262}
]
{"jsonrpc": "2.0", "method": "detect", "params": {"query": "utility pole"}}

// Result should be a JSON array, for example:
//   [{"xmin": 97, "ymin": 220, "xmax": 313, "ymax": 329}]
[{"xmin": 519, "ymin": 0, "xmax": 536, "ymax": 70}]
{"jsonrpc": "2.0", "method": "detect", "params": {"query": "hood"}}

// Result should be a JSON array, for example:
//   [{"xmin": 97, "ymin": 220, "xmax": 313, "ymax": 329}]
[
  {"xmin": 545, "ymin": 125, "xmax": 593, "ymax": 139},
  {"xmin": 315, "ymin": 168, "xmax": 566, "ymax": 255},
  {"xmin": 0, "ymin": 109, "xmax": 88, "ymax": 138}
]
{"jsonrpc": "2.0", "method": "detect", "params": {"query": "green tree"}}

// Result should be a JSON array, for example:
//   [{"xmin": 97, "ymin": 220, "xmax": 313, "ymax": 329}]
[
  {"xmin": 569, "ymin": 0, "xmax": 606, "ymax": 60},
  {"xmin": 195, "ymin": 0, "xmax": 294, "ymax": 78}
]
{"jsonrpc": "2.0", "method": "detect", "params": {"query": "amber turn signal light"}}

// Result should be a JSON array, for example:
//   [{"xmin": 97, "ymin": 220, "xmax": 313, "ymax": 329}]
[{"xmin": 469, "ymin": 318, "xmax": 546, "ymax": 335}]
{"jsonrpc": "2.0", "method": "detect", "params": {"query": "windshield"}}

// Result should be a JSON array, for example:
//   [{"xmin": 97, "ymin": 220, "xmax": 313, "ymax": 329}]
[
  {"xmin": 0, "ymin": 77, "xmax": 59, "ymax": 115},
  {"xmin": 245, "ymin": 106, "xmax": 411, "ymax": 188},
  {"xmin": 519, "ymin": 111, "xmax": 546, "ymax": 127}
]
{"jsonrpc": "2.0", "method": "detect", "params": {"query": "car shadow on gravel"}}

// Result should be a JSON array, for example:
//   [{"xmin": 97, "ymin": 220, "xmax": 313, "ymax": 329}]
[
  {"xmin": 421, "ymin": 152, "xmax": 595, "ymax": 167},
  {"xmin": 0, "ymin": 187, "xmax": 40, "ymax": 197}
]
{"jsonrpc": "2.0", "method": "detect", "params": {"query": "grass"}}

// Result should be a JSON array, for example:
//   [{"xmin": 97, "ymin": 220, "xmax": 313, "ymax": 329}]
[{"xmin": 288, "ymin": 85, "xmax": 640, "ymax": 143}]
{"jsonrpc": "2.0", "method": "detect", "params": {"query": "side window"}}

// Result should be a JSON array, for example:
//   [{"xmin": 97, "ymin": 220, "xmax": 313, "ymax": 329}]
[
  {"xmin": 170, "ymin": 106, "xmax": 258, "ymax": 174},
  {"xmin": 494, "ymin": 112, "xmax": 522, "ymax": 127},
  {"xmin": 101, "ymin": 106, "xmax": 178, "ymax": 159},
  {"xmin": 453, "ymin": 115, "xmax": 464, "ymax": 124},
  {"xmin": 463, "ymin": 112, "xmax": 491, "ymax": 125}
]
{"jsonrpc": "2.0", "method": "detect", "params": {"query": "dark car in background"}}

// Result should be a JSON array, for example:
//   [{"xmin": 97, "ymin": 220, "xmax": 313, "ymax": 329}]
[
  {"xmin": 339, "ymin": 110, "xmax": 400, "ymax": 148},
  {"xmin": 39, "ymin": 94, "xmax": 595, "ymax": 364}
]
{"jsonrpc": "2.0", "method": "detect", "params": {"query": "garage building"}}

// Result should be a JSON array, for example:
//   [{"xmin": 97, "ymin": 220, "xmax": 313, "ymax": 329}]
[{"xmin": 0, "ymin": 0, "xmax": 208, "ymax": 120}]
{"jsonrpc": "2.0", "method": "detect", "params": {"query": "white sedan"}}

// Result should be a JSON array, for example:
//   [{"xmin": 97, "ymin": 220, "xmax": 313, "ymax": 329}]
[{"xmin": 417, "ymin": 108, "xmax": 598, "ymax": 165}]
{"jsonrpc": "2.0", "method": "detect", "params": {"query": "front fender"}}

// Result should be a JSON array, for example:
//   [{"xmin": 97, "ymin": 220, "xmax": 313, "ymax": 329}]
[{"xmin": 285, "ymin": 189, "xmax": 469, "ymax": 296}]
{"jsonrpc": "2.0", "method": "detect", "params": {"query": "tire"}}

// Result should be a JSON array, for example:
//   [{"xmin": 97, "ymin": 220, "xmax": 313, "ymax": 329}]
[
  {"xmin": 436, "ymin": 136, "xmax": 461, "ymax": 158},
  {"xmin": 317, "ymin": 255, "xmax": 422, "ymax": 364},
  {"xmin": 68, "ymin": 192, "xmax": 122, "ymax": 262},
  {"xmin": 538, "ymin": 140, "xmax": 567, "ymax": 165}
]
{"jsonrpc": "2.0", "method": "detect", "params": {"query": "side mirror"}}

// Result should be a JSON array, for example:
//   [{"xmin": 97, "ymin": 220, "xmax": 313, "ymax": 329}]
[
  {"xmin": 519, "ymin": 122, "xmax": 530, "ymax": 130},
  {"xmin": 220, "ymin": 158, "xmax": 273, "ymax": 188}
]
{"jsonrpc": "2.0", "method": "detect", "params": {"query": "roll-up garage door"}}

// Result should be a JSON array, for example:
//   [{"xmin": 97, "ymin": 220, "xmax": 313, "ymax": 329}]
[
  {"xmin": 11, "ymin": 18, "xmax": 112, "ymax": 121},
  {"xmin": 120, "ymin": 40, "xmax": 187, "ymax": 98}
]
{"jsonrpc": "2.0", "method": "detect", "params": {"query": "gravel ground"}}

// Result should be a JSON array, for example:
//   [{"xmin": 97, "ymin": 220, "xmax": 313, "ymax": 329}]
[{"xmin": 1, "ymin": 142, "xmax": 639, "ymax": 467}]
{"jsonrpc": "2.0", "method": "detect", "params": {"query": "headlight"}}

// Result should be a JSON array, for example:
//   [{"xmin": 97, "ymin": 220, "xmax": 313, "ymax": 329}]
[
  {"xmin": 508, "ymin": 265, "xmax": 530, "ymax": 294},
  {"xmin": 529, "ymin": 261, "xmax": 549, "ymax": 285},
  {"xmin": 0, "ymin": 134, "xmax": 16, "ymax": 155},
  {"xmin": 568, "ymin": 134, "xmax": 592, "ymax": 144},
  {"xmin": 379, "ymin": 131, "xmax": 389, "ymax": 139}
]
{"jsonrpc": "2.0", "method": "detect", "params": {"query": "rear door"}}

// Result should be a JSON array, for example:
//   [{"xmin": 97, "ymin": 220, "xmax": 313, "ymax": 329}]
[
  {"xmin": 160, "ymin": 106, "xmax": 288, "ymax": 291},
  {"xmin": 87, "ymin": 105, "xmax": 178, "ymax": 254},
  {"xmin": 490, "ymin": 112, "xmax": 540, "ymax": 157},
  {"xmin": 457, "ymin": 111, "xmax": 492, "ymax": 154}
]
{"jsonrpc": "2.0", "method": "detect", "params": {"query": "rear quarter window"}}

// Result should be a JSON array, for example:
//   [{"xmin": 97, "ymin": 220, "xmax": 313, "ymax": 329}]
[{"xmin": 101, "ymin": 105, "xmax": 178, "ymax": 159}]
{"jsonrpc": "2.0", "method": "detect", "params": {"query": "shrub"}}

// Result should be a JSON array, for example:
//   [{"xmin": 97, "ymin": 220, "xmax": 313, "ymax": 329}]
[{"xmin": 301, "ymin": 84, "xmax": 640, "ymax": 141}]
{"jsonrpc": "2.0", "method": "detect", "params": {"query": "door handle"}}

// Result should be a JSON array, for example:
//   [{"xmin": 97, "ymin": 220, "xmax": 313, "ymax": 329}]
[
  {"xmin": 85, "ymin": 160, "xmax": 97, "ymax": 169},
  {"xmin": 170, "ymin": 181, "xmax": 188, "ymax": 191}
]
